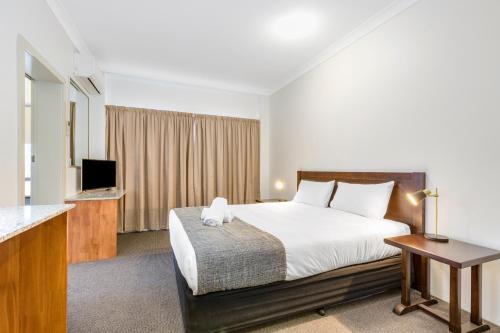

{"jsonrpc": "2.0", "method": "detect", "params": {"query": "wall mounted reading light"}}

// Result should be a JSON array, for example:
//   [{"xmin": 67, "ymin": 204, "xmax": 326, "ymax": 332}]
[{"xmin": 407, "ymin": 188, "xmax": 449, "ymax": 242}]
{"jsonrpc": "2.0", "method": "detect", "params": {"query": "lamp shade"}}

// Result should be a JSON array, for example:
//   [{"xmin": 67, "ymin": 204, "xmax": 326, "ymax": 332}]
[
  {"xmin": 407, "ymin": 189, "xmax": 432, "ymax": 206},
  {"xmin": 408, "ymin": 187, "xmax": 447, "ymax": 242},
  {"xmin": 274, "ymin": 180, "xmax": 285, "ymax": 191}
]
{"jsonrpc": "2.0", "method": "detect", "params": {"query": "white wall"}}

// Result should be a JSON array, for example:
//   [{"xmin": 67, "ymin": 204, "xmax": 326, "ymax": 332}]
[
  {"xmin": 0, "ymin": 0, "xmax": 74, "ymax": 205},
  {"xmin": 0, "ymin": 0, "xmax": 105, "ymax": 202},
  {"xmin": 105, "ymin": 73, "xmax": 270, "ymax": 197},
  {"xmin": 269, "ymin": 0, "xmax": 500, "ymax": 325},
  {"xmin": 105, "ymin": 73, "xmax": 264, "ymax": 119},
  {"xmin": 89, "ymin": 92, "xmax": 106, "ymax": 159}
]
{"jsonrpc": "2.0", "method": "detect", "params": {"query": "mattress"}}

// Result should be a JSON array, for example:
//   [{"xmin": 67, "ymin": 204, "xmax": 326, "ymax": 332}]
[{"xmin": 169, "ymin": 201, "xmax": 410, "ymax": 295}]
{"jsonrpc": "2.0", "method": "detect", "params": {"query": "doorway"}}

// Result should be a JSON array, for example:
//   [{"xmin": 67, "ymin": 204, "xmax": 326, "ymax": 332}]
[{"xmin": 19, "ymin": 40, "xmax": 66, "ymax": 205}]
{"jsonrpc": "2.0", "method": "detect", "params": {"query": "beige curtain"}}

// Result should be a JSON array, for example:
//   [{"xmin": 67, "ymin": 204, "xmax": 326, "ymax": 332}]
[
  {"xmin": 106, "ymin": 105, "xmax": 260, "ymax": 232},
  {"xmin": 190, "ymin": 114, "xmax": 260, "ymax": 206}
]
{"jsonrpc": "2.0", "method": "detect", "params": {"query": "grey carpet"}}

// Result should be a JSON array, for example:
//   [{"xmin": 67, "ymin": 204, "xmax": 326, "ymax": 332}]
[
  {"xmin": 68, "ymin": 231, "xmax": 500, "ymax": 333},
  {"xmin": 68, "ymin": 231, "xmax": 181, "ymax": 332}
]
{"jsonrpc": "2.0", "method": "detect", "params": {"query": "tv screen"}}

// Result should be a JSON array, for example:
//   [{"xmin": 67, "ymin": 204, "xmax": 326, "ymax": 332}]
[{"xmin": 82, "ymin": 159, "xmax": 117, "ymax": 191}]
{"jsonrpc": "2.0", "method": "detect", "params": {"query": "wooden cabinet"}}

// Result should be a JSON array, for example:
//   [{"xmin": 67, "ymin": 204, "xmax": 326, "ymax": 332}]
[
  {"xmin": 65, "ymin": 190, "xmax": 125, "ymax": 264},
  {"xmin": 0, "ymin": 207, "xmax": 71, "ymax": 333}
]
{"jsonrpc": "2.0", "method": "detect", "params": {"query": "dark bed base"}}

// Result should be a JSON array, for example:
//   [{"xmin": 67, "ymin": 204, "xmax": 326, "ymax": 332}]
[{"xmin": 174, "ymin": 255, "xmax": 402, "ymax": 333}]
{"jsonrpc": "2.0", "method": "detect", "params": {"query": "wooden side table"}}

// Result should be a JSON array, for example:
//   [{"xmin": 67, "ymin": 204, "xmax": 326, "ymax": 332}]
[
  {"xmin": 256, "ymin": 199, "xmax": 287, "ymax": 203},
  {"xmin": 385, "ymin": 234, "xmax": 500, "ymax": 333}
]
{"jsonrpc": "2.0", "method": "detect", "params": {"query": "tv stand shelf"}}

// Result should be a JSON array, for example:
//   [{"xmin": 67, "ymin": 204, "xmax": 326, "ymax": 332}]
[
  {"xmin": 65, "ymin": 189, "xmax": 126, "ymax": 264},
  {"xmin": 65, "ymin": 189, "xmax": 126, "ymax": 201}
]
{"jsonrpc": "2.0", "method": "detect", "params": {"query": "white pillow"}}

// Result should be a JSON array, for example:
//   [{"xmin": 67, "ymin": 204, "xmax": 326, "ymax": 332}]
[
  {"xmin": 293, "ymin": 180, "xmax": 335, "ymax": 207},
  {"xmin": 330, "ymin": 181, "xmax": 395, "ymax": 219}
]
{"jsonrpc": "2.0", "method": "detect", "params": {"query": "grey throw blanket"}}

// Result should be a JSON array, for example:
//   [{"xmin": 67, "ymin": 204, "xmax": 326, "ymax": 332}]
[{"xmin": 173, "ymin": 207, "xmax": 286, "ymax": 295}]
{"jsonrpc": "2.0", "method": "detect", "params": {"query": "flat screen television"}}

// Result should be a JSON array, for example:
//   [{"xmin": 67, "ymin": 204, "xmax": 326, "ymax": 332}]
[{"xmin": 82, "ymin": 159, "xmax": 117, "ymax": 191}]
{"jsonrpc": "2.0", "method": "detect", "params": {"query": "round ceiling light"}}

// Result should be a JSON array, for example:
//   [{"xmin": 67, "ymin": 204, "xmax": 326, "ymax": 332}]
[{"xmin": 271, "ymin": 11, "xmax": 319, "ymax": 40}]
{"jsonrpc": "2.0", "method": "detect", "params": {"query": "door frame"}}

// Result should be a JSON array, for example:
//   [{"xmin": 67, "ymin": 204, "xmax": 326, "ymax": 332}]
[{"xmin": 17, "ymin": 35, "xmax": 67, "ymax": 205}]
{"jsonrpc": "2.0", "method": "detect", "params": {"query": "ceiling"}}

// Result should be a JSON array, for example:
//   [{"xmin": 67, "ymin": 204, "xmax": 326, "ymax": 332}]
[{"xmin": 60, "ymin": 0, "xmax": 401, "ymax": 94}]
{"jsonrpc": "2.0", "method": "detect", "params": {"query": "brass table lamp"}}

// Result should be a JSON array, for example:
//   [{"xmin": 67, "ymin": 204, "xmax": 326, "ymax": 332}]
[{"xmin": 407, "ymin": 188, "xmax": 449, "ymax": 242}]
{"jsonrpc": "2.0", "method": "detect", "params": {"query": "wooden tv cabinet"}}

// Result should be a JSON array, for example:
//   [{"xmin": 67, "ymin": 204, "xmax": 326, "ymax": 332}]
[{"xmin": 65, "ymin": 189, "xmax": 126, "ymax": 264}]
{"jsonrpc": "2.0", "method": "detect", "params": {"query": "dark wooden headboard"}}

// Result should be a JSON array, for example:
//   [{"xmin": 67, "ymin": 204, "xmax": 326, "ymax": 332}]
[{"xmin": 297, "ymin": 171, "xmax": 426, "ymax": 234}]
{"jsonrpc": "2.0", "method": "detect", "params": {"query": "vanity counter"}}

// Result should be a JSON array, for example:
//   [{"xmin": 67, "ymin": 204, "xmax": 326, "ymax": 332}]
[{"xmin": 0, "ymin": 204, "xmax": 74, "ymax": 243}]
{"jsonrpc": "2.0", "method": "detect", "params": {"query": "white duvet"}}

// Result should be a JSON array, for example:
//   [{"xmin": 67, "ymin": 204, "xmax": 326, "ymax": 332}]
[{"xmin": 169, "ymin": 201, "xmax": 409, "ymax": 295}]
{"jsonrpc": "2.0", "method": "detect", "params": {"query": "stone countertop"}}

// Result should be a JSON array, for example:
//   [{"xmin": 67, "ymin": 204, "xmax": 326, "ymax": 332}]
[
  {"xmin": 65, "ymin": 189, "xmax": 127, "ymax": 202},
  {"xmin": 0, "ymin": 204, "xmax": 74, "ymax": 243}
]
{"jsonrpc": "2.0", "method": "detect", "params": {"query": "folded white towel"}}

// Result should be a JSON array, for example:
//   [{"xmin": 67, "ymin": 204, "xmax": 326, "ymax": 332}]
[
  {"xmin": 200, "ymin": 197, "xmax": 234, "ymax": 226},
  {"xmin": 210, "ymin": 197, "xmax": 228, "ymax": 211},
  {"xmin": 223, "ymin": 209, "xmax": 233, "ymax": 223},
  {"xmin": 201, "ymin": 207, "xmax": 224, "ymax": 227}
]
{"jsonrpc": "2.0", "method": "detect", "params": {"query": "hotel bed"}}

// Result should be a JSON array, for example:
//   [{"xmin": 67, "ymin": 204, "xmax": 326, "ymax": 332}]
[
  {"xmin": 171, "ymin": 171, "xmax": 426, "ymax": 333},
  {"xmin": 171, "ymin": 202, "xmax": 410, "ymax": 295}
]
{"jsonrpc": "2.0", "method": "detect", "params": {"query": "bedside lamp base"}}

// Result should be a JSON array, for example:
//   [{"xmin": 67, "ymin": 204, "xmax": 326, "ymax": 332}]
[{"xmin": 424, "ymin": 233, "xmax": 449, "ymax": 243}]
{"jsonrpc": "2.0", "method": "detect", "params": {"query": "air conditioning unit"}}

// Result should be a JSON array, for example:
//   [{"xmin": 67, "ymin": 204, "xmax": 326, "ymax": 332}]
[
  {"xmin": 72, "ymin": 75, "xmax": 103, "ymax": 95},
  {"xmin": 73, "ymin": 51, "xmax": 104, "ymax": 95}
]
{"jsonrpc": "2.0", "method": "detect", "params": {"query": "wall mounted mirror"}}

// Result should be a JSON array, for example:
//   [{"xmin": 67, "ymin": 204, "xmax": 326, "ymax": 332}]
[{"xmin": 68, "ymin": 81, "xmax": 89, "ymax": 167}]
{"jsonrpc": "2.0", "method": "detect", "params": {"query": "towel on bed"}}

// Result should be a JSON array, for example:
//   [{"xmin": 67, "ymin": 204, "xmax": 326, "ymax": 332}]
[
  {"xmin": 201, "ymin": 207, "xmax": 224, "ymax": 226},
  {"xmin": 174, "ymin": 206, "xmax": 287, "ymax": 295},
  {"xmin": 200, "ymin": 197, "xmax": 234, "ymax": 225}
]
